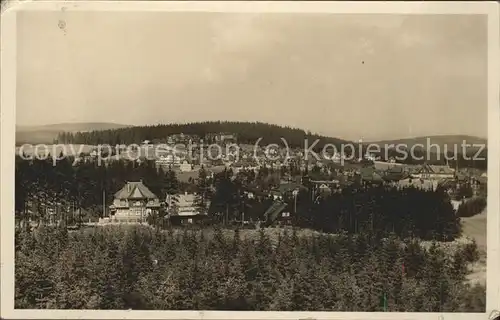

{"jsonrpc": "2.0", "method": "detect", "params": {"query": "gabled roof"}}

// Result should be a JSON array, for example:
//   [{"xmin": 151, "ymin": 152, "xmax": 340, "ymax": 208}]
[
  {"xmin": 419, "ymin": 164, "xmax": 455, "ymax": 175},
  {"xmin": 429, "ymin": 165, "xmax": 455, "ymax": 174},
  {"xmin": 114, "ymin": 181, "xmax": 158, "ymax": 200}
]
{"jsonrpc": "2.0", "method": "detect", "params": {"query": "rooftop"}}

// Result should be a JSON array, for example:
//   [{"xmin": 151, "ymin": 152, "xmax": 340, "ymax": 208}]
[{"xmin": 114, "ymin": 181, "xmax": 158, "ymax": 200}]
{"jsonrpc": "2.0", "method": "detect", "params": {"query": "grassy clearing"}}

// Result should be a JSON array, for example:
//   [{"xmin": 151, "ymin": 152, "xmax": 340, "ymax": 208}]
[{"xmin": 460, "ymin": 209, "xmax": 487, "ymax": 286}]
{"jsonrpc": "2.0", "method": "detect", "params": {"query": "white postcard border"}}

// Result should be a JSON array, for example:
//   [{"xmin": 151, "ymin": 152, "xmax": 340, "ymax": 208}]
[{"xmin": 1, "ymin": 1, "xmax": 499, "ymax": 320}]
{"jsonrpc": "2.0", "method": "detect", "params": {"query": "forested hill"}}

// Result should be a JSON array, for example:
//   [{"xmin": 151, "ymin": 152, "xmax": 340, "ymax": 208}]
[{"xmin": 56, "ymin": 121, "xmax": 349, "ymax": 149}]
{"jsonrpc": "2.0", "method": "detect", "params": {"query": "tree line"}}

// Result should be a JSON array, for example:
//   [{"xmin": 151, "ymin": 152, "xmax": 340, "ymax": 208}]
[{"xmin": 15, "ymin": 225, "xmax": 484, "ymax": 311}]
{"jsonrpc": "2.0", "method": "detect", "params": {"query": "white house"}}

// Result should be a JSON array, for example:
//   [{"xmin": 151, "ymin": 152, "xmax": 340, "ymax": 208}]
[
  {"xmin": 156, "ymin": 154, "xmax": 182, "ymax": 167},
  {"xmin": 179, "ymin": 161, "xmax": 193, "ymax": 172}
]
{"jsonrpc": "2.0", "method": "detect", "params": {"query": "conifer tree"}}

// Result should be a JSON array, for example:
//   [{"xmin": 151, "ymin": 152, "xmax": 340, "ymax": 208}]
[{"xmin": 194, "ymin": 166, "xmax": 210, "ymax": 214}]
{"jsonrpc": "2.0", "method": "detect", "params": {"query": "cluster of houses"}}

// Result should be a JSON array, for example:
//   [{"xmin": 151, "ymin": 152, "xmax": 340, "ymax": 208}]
[
  {"xmin": 101, "ymin": 180, "xmax": 208, "ymax": 225},
  {"xmin": 98, "ymin": 158, "xmax": 487, "ymax": 226},
  {"xmin": 71, "ymin": 132, "xmax": 489, "ymax": 226}
]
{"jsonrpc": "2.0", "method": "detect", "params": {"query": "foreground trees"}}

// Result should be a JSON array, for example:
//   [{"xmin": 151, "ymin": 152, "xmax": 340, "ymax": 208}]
[{"xmin": 15, "ymin": 225, "xmax": 484, "ymax": 311}]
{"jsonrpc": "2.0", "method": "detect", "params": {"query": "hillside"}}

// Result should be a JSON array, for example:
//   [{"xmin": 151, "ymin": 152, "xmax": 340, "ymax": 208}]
[
  {"xmin": 54, "ymin": 121, "xmax": 351, "ymax": 150},
  {"xmin": 367, "ymin": 135, "xmax": 487, "ymax": 152},
  {"xmin": 16, "ymin": 122, "xmax": 131, "ymax": 145}
]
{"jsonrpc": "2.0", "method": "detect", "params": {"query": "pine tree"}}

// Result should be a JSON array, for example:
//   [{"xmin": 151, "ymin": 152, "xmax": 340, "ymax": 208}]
[{"xmin": 194, "ymin": 166, "xmax": 210, "ymax": 214}]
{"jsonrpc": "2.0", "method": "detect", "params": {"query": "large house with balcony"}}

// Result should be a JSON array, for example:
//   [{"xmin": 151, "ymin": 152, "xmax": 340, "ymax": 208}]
[{"xmin": 109, "ymin": 181, "xmax": 161, "ymax": 223}]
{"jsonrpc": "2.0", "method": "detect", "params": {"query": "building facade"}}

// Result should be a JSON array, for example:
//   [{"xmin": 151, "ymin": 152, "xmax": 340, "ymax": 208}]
[
  {"xmin": 109, "ymin": 181, "xmax": 161, "ymax": 223},
  {"xmin": 413, "ymin": 164, "xmax": 455, "ymax": 180},
  {"xmin": 167, "ymin": 192, "xmax": 209, "ymax": 225}
]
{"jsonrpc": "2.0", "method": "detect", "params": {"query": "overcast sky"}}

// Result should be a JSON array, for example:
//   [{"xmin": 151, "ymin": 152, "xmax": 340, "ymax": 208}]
[{"xmin": 16, "ymin": 12, "xmax": 487, "ymax": 141}]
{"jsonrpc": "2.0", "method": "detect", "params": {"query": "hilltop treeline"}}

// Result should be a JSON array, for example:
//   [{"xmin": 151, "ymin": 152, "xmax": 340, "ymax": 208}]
[
  {"xmin": 56, "ymin": 121, "xmax": 336, "ymax": 148},
  {"xmin": 17, "ymin": 156, "xmax": 462, "ymax": 241},
  {"xmin": 15, "ymin": 225, "xmax": 484, "ymax": 311}
]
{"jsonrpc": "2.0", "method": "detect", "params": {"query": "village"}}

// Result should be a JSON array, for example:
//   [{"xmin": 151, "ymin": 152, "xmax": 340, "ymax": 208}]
[
  {"xmin": 16, "ymin": 131, "xmax": 487, "ymax": 229},
  {"xmin": 14, "ymin": 128, "xmax": 489, "ymax": 311},
  {"xmin": 10, "ymin": 7, "xmax": 492, "ymax": 312}
]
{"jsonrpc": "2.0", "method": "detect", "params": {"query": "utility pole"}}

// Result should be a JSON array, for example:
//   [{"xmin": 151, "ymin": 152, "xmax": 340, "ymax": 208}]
[
  {"xmin": 241, "ymin": 195, "xmax": 245, "ymax": 226},
  {"xmin": 294, "ymin": 191, "xmax": 298, "ymax": 214},
  {"xmin": 103, "ymin": 189, "xmax": 106, "ymax": 219},
  {"xmin": 371, "ymin": 212, "xmax": 374, "ymax": 232}
]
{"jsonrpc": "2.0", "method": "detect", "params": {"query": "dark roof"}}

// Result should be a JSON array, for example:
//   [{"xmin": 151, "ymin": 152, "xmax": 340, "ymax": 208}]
[
  {"xmin": 309, "ymin": 171, "xmax": 329, "ymax": 181},
  {"xmin": 264, "ymin": 200, "xmax": 287, "ymax": 223},
  {"xmin": 383, "ymin": 173, "xmax": 408, "ymax": 182},
  {"xmin": 438, "ymin": 178, "xmax": 456, "ymax": 188},
  {"xmin": 419, "ymin": 164, "xmax": 455, "ymax": 175},
  {"xmin": 360, "ymin": 167, "xmax": 374, "ymax": 176},
  {"xmin": 278, "ymin": 182, "xmax": 304, "ymax": 194},
  {"xmin": 476, "ymin": 176, "xmax": 487, "ymax": 184},
  {"xmin": 373, "ymin": 161, "xmax": 395, "ymax": 171},
  {"xmin": 429, "ymin": 165, "xmax": 455, "ymax": 174},
  {"xmin": 387, "ymin": 166, "xmax": 404, "ymax": 174},
  {"xmin": 360, "ymin": 167, "xmax": 384, "ymax": 183},
  {"xmin": 114, "ymin": 181, "xmax": 158, "ymax": 200}
]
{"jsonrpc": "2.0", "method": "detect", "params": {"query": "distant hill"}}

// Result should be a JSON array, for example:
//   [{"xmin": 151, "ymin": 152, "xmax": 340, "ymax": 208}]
[
  {"xmin": 367, "ymin": 135, "xmax": 487, "ymax": 153},
  {"xmin": 16, "ymin": 122, "xmax": 131, "ymax": 145},
  {"xmin": 16, "ymin": 122, "xmax": 131, "ymax": 133},
  {"xmin": 54, "ymin": 121, "xmax": 351, "ymax": 148}
]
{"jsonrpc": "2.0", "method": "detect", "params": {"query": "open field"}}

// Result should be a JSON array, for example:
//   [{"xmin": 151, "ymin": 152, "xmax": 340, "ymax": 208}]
[{"xmin": 461, "ymin": 209, "xmax": 487, "ymax": 286}]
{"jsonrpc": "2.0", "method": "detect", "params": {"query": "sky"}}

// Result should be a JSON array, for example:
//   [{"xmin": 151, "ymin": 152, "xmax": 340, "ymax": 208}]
[{"xmin": 16, "ymin": 11, "xmax": 488, "ymax": 141}]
